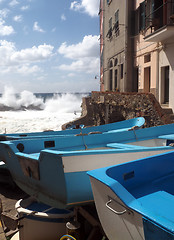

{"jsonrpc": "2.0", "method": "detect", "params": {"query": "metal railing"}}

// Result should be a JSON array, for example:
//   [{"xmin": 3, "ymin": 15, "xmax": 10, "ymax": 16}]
[{"xmin": 145, "ymin": 0, "xmax": 174, "ymax": 33}]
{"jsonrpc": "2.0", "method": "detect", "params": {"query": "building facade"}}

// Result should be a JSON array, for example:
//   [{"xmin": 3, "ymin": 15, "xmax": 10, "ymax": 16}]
[
  {"xmin": 134, "ymin": 0, "xmax": 174, "ymax": 109},
  {"xmin": 99, "ymin": 0, "xmax": 135, "ymax": 93},
  {"xmin": 100, "ymin": 0, "xmax": 174, "ymax": 111}
]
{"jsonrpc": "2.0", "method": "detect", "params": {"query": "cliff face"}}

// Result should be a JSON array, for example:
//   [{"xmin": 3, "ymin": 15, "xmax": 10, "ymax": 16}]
[{"xmin": 62, "ymin": 91, "xmax": 171, "ymax": 129}]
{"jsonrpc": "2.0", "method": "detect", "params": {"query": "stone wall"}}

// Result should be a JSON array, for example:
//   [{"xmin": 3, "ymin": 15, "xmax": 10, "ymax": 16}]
[{"xmin": 62, "ymin": 91, "xmax": 171, "ymax": 129}]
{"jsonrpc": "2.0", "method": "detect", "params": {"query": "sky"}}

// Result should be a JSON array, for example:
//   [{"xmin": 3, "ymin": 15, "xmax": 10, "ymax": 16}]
[{"xmin": 0, "ymin": 0, "xmax": 100, "ymax": 93}]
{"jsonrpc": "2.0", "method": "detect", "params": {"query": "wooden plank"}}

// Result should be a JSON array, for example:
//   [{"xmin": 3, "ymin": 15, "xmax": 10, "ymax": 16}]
[{"xmin": 0, "ymin": 221, "xmax": 6, "ymax": 240}]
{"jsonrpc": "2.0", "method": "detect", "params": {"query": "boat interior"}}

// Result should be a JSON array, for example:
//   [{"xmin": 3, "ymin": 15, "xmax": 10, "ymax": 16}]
[
  {"xmin": 3, "ymin": 132, "xmax": 174, "ymax": 154},
  {"xmin": 105, "ymin": 151, "xmax": 174, "ymax": 233}
]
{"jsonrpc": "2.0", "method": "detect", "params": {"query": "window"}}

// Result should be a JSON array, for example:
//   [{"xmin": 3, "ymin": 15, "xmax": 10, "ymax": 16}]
[
  {"xmin": 144, "ymin": 54, "xmax": 151, "ymax": 63},
  {"xmin": 107, "ymin": 0, "xmax": 112, "ymax": 5},
  {"xmin": 115, "ymin": 10, "xmax": 119, "ymax": 27},
  {"xmin": 139, "ymin": 1, "xmax": 146, "ymax": 31},
  {"xmin": 109, "ymin": 60, "xmax": 113, "ymax": 68},
  {"xmin": 114, "ymin": 10, "xmax": 119, "ymax": 36},
  {"xmin": 114, "ymin": 58, "xmax": 118, "ymax": 66},
  {"xmin": 121, "ymin": 64, "xmax": 124, "ymax": 79},
  {"xmin": 109, "ymin": 17, "xmax": 112, "ymax": 29},
  {"xmin": 115, "ymin": 69, "xmax": 118, "ymax": 90},
  {"xmin": 146, "ymin": 0, "xmax": 155, "ymax": 29},
  {"xmin": 106, "ymin": 17, "xmax": 112, "ymax": 39}
]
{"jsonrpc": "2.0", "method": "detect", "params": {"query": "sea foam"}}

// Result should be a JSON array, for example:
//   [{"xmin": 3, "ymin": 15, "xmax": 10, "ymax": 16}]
[{"xmin": 0, "ymin": 87, "xmax": 87, "ymax": 134}]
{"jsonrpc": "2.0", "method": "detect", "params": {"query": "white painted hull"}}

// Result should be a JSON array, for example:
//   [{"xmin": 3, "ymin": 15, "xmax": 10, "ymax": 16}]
[
  {"xmin": 62, "ymin": 148, "xmax": 170, "ymax": 173},
  {"xmin": 90, "ymin": 177, "xmax": 145, "ymax": 240},
  {"xmin": 13, "ymin": 148, "xmax": 172, "ymax": 209}
]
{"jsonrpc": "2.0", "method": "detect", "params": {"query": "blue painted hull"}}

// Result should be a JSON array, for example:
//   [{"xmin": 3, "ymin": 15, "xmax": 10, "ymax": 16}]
[
  {"xmin": 1, "ymin": 122, "xmax": 174, "ymax": 209},
  {"xmin": 0, "ymin": 117, "xmax": 145, "ymax": 140},
  {"xmin": 88, "ymin": 151, "xmax": 174, "ymax": 240}
]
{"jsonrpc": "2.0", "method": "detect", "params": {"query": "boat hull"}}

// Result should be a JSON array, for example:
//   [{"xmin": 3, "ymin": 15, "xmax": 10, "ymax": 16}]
[
  {"xmin": 0, "ymin": 117, "xmax": 145, "ymax": 140},
  {"xmin": 89, "ymin": 177, "xmax": 145, "ymax": 240},
  {"xmin": 1, "ymin": 122, "xmax": 174, "ymax": 209},
  {"xmin": 88, "ymin": 151, "xmax": 174, "ymax": 240},
  {"xmin": 4, "ymin": 146, "xmax": 174, "ymax": 209}
]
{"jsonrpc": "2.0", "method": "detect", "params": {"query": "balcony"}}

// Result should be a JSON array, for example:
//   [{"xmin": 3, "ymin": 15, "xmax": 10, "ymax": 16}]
[{"xmin": 144, "ymin": 1, "xmax": 174, "ymax": 42}]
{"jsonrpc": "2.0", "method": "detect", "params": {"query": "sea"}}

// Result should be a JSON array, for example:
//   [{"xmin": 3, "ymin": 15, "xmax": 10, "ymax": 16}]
[{"xmin": 0, "ymin": 88, "xmax": 89, "ymax": 134}]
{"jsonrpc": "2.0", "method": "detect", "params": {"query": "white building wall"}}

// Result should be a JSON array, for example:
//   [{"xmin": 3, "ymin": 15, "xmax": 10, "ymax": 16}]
[{"xmin": 159, "ymin": 39, "xmax": 174, "ymax": 110}]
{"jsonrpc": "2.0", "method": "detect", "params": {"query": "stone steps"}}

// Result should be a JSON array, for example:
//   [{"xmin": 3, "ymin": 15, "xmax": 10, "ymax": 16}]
[{"xmin": 162, "ymin": 105, "xmax": 174, "ymax": 123}]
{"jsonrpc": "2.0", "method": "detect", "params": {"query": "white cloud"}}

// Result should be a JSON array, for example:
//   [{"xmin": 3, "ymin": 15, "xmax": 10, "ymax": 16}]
[
  {"xmin": 61, "ymin": 14, "xmax": 66, "ymax": 21},
  {"xmin": 0, "ymin": 40, "xmax": 54, "ymax": 75},
  {"xmin": 11, "ymin": 44, "xmax": 54, "ymax": 63},
  {"xmin": 16, "ymin": 64, "xmax": 41, "ymax": 75},
  {"xmin": 21, "ymin": 5, "xmax": 30, "ymax": 11},
  {"xmin": 33, "ymin": 21, "xmax": 45, "ymax": 33},
  {"xmin": 0, "ymin": 19, "xmax": 15, "ymax": 36},
  {"xmin": 13, "ymin": 15, "xmax": 22, "ymax": 22},
  {"xmin": 59, "ymin": 58, "xmax": 99, "ymax": 73},
  {"xmin": 0, "ymin": 9, "xmax": 10, "ymax": 18},
  {"xmin": 9, "ymin": 0, "xmax": 19, "ymax": 7},
  {"xmin": 58, "ymin": 35, "xmax": 99, "ymax": 59},
  {"xmin": 58, "ymin": 35, "xmax": 99, "ymax": 73},
  {"xmin": 70, "ymin": 0, "xmax": 100, "ymax": 17}
]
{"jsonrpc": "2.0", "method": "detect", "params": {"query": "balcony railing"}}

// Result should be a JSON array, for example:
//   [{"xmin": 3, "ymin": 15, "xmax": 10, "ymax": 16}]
[{"xmin": 144, "ymin": 1, "xmax": 174, "ymax": 40}]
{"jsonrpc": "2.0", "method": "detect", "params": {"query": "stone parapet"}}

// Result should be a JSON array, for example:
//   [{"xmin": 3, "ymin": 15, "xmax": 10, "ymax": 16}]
[{"xmin": 62, "ymin": 91, "xmax": 171, "ymax": 129}]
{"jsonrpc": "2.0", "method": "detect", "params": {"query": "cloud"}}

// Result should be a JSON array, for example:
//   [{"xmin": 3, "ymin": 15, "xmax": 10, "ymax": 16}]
[
  {"xmin": 58, "ymin": 35, "xmax": 99, "ymax": 73},
  {"xmin": 0, "ymin": 9, "xmax": 10, "ymax": 18},
  {"xmin": 10, "ymin": 44, "xmax": 54, "ymax": 63},
  {"xmin": 13, "ymin": 15, "xmax": 22, "ymax": 22},
  {"xmin": 70, "ymin": 0, "xmax": 100, "ymax": 17},
  {"xmin": 21, "ymin": 5, "xmax": 30, "ymax": 11},
  {"xmin": 9, "ymin": 0, "xmax": 19, "ymax": 7},
  {"xmin": 16, "ymin": 64, "xmax": 41, "ymax": 75},
  {"xmin": 59, "ymin": 58, "xmax": 100, "ymax": 73},
  {"xmin": 33, "ymin": 21, "xmax": 45, "ymax": 33},
  {"xmin": 58, "ymin": 35, "xmax": 99, "ymax": 59},
  {"xmin": 0, "ymin": 19, "xmax": 15, "ymax": 36},
  {"xmin": 61, "ymin": 14, "xmax": 66, "ymax": 21},
  {"xmin": 0, "ymin": 40, "xmax": 54, "ymax": 74}
]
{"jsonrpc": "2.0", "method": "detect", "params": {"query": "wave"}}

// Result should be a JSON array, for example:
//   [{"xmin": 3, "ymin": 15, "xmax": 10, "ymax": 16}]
[
  {"xmin": 0, "ymin": 87, "xmax": 89, "ymax": 133},
  {"xmin": 0, "ymin": 86, "xmax": 89, "ymax": 113}
]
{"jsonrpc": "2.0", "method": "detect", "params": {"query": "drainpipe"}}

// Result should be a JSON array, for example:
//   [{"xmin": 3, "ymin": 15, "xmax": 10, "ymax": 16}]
[
  {"xmin": 124, "ymin": 0, "xmax": 128, "ymax": 92},
  {"xmin": 156, "ymin": 44, "xmax": 159, "ymax": 101}
]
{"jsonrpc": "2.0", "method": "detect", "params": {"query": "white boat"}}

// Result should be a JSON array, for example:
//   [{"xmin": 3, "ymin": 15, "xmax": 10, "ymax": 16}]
[{"xmin": 88, "ymin": 151, "xmax": 174, "ymax": 240}]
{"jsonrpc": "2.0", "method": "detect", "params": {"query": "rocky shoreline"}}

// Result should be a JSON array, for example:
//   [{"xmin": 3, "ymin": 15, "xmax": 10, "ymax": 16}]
[{"xmin": 0, "ymin": 104, "xmax": 43, "ymax": 111}]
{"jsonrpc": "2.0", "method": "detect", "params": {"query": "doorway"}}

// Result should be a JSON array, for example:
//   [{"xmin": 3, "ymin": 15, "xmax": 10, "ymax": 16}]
[
  {"xmin": 144, "ymin": 67, "xmax": 151, "ymax": 93},
  {"xmin": 161, "ymin": 66, "xmax": 169, "ymax": 104},
  {"xmin": 109, "ymin": 69, "xmax": 113, "ymax": 91},
  {"xmin": 114, "ymin": 69, "xmax": 118, "ymax": 90}
]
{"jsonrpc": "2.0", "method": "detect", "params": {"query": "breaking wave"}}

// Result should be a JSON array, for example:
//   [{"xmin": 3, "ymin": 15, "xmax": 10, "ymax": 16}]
[
  {"xmin": 0, "ymin": 87, "xmax": 89, "ymax": 133},
  {"xmin": 0, "ymin": 86, "xmax": 88, "ymax": 112}
]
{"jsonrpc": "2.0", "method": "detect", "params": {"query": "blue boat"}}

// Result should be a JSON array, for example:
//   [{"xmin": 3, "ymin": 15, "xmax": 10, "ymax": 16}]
[
  {"xmin": 1, "ymin": 123, "xmax": 174, "ymax": 209},
  {"xmin": 0, "ymin": 117, "xmax": 145, "ymax": 169},
  {"xmin": 0, "ymin": 117, "xmax": 145, "ymax": 140},
  {"xmin": 88, "ymin": 151, "xmax": 174, "ymax": 240}
]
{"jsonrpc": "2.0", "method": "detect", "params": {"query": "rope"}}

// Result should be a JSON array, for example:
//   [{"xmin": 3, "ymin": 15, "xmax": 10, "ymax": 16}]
[{"xmin": 80, "ymin": 126, "xmax": 88, "ymax": 150}]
